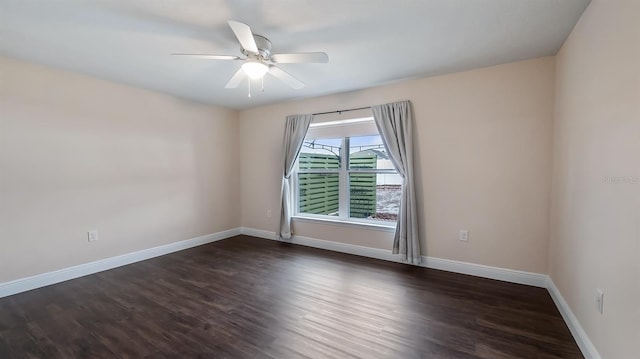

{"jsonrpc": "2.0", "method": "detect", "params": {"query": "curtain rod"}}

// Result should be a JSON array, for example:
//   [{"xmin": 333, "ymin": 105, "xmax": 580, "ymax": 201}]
[{"xmin": 312, "ymin": 106, "xmax": 371, "ymax": 116}]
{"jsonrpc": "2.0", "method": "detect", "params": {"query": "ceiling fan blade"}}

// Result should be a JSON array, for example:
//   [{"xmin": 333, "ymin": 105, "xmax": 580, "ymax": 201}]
[
  {"xmin": 228, "ymin": 20, "xmax": 258, "ymax": 54},
  {"xmin": 269, "ymin": 66, "xmax": 304, "ymax": 89},
  {"xmin": 271, "ymin": 52, "xmax": 329, "ymax": 64},
  {"xmin": 225, "ymin": 68, "xmax": 245, "ymax": 88},
  {"xmin": 171, "ymin": 53, "xmax": 240, "ymax": 60}
]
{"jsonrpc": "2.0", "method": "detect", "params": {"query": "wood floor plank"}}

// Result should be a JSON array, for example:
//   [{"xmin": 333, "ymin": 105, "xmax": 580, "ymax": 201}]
[{"xmin": 0, "ymin": 235, "xmax": 583, "ymax": 358}]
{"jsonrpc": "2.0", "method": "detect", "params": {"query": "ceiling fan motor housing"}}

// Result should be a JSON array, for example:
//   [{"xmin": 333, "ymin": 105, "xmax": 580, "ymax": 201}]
[{"xmin": 242, "ymin": 35, "xmax": 272, "ymax": 60}]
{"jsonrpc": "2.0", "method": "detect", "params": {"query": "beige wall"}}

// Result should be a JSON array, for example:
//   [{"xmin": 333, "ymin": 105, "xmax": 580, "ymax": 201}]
[
  {"xmin": 0, "ymin": 57, "xmax": 240, "ymax": 282},
  {"xmin": 550, "ymin": 0, "xmax": 640, "ymax": 357},
  {"xmin": 0, "ymin": 55, "xmax": 557, "ymax": 283},
  {"xmin": 239, "ymin": 57, "xmax": 555, "ymax": 273}
]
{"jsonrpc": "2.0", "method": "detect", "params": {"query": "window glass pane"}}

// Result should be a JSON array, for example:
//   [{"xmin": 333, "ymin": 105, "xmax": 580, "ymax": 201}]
[
  {"xmin": 349, "ymin": 173, "xmax": 402, "ymax": 222},
  {"xmin": 299, "ymin": 138, "xmax": 341, "ymax": 170},
  {"xmin": 349, "ymin": 135, "xmax": 393, "ymax": 170},
  {"xmin": 298, "ymin": 173, "xmax": 339, "ymax": 216}
]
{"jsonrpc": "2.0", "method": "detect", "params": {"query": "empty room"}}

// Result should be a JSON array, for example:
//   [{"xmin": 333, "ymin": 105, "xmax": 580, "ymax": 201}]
[{"xmin": 0, "ymin": 0, "xmax": 637, "ymax": 358}]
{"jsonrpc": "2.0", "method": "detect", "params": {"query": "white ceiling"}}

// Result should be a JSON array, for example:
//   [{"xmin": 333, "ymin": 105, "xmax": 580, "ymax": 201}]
[{"xmin": 0, "ymin": 0, "xmax": 590, "ymax": 110}]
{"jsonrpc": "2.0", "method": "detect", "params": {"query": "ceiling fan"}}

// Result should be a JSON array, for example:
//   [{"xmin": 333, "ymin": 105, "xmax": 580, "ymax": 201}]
[{"xmin": 172, "ymin": 20, "xmax": 329, "ymax": 96}]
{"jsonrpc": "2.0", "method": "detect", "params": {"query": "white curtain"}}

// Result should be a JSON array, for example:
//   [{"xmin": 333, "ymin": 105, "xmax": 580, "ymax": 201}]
[
  {"xmin": 372, "ymin": 101, "xmax": 421, "ymax": 264},
  {"xmin": 278, "ymin": 114, "xmax": 313, "ymax": 240}
]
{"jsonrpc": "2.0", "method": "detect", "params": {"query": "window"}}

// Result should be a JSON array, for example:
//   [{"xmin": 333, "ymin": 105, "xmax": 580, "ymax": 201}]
[{"xmin": 295, "ymin": 117, "xmax": 402, "ymax": 225}]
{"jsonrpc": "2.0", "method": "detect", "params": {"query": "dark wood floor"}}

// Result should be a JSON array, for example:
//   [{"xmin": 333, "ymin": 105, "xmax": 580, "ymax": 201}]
[{"xmin": 0, "ymin": 235, "xmax": 582, "ymax": 358}]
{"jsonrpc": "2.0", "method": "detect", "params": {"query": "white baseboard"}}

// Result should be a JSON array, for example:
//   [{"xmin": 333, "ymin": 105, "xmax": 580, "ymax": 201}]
[
  {"xmin": 546, "ymin": 278, "xmax": 602, "ymax": 359},
  {"xmin": 239, "ymin": 227, "xmax": 547, "ymax": 288},
  {"xmin": 424, "ymin": 256, "xmax": 547, "ymax": 287},
  {"xmin": 0, "ymin": 227, "xmax": 242, "ymax": 299},
  {"xmin": 240, "ymin": 227, "xmax": 277, "ymax": 240}
]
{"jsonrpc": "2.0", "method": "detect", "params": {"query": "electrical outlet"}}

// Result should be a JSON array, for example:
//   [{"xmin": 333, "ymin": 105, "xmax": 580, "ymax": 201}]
[
  {"xmin": 266, "ymin": 209, "xmax": 272, "ymax": 218},
  {"xmin": 87, "ymin": 229, "xmax": 99, "ymax": 242},
  {"xmin": 595, "ymin": 289, "xmax": 604, "ymax": 314},
  {"xmin": 459, "ymin": 230, "xmax": 469, "ymax": 241}
]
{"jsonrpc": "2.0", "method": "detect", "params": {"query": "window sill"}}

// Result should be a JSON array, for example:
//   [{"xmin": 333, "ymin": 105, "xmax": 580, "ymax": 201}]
[{"xmin": 292, "ymin": 215, "xmax": 397, "ymax": 232}]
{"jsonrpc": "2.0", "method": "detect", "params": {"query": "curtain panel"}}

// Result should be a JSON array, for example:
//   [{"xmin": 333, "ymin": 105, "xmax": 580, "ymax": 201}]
[
  {"xmin": 278, "ymin": 114, "xmax": 313, "ymax": 239},
  {"xmin": 372, "ymin": 101, "xmax": 421, "ymax": 264}
]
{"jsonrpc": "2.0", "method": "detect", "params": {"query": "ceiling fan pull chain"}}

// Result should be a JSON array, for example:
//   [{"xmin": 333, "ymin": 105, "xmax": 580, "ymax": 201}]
[
  {"xmin": 261, "ymin": 76, "xmax": 265, "ymax": 92},
  {"xmin": 248, "ymin": 77, "xmax": 251, "ymax": 98}
]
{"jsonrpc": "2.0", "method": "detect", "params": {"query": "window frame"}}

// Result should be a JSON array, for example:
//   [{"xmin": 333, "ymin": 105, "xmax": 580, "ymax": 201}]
[{"xmin": 294, "ymin": 132, "xmax": 399, "ymax": 228}]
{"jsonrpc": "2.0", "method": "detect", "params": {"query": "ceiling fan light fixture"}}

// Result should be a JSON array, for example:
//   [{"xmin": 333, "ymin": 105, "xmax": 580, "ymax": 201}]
[{"xmin": 242, "ymin": 61, "xmax": 269, "ymax": 79}]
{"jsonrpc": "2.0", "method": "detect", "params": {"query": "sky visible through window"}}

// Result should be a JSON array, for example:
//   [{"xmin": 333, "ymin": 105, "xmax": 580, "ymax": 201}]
[{"xmin": 306, "ymin": 135, "xmax": 381, "ymax": 149}]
